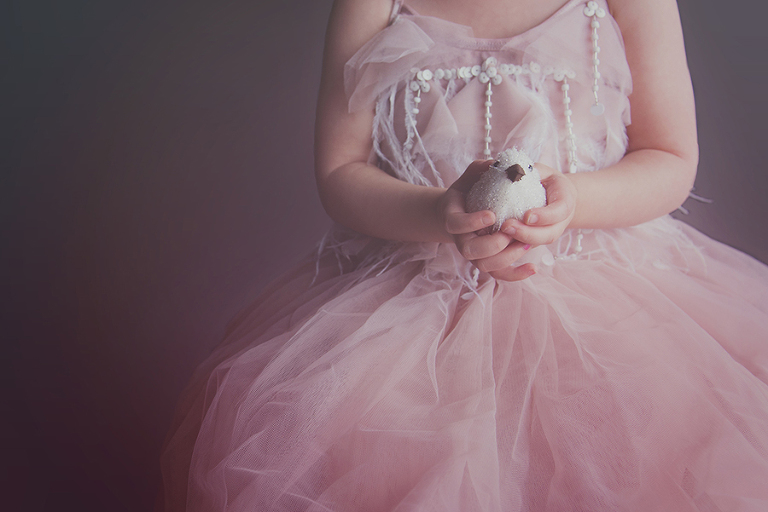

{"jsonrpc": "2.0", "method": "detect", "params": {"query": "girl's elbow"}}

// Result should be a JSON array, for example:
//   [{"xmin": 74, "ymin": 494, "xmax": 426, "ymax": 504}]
[
  {"xmin": 669, "ymin": 147, "xmax": 699, "ymax": 212},
  {"xmin": 316, "ymin": 178, "xmax": 344, "ymax": 224}
]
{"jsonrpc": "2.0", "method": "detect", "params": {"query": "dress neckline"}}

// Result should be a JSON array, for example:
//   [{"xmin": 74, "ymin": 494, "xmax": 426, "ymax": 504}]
[{"xmin": 398, "ymin": 0, "xmax": 584, "ymax": 47}]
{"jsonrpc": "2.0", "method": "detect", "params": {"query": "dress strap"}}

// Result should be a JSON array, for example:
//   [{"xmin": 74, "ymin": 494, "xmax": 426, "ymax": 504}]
[{"xmin": 388, "ymin": 0, "xmax": 404, "ymax": 25}]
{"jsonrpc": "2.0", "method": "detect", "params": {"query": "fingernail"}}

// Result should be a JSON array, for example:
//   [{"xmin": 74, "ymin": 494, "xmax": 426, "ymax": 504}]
[
  {"xmin": 523, "ymin": 244, "xmax": 531, "ymax": 250},
  {"xmin": 526, "ymin": 213, "xmax": 539, "ymax": 225},
  {"xmin": 502, "ymin": 225, "xmax": 516, "ymax": 235},
  {"xmin": 482, "ymin": 213, "xmax": 494, "ymax": 226}
]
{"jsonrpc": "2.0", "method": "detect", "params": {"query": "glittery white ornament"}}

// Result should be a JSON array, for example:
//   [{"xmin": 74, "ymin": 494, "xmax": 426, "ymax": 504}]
[{"xmin": 465, "ymin": 148, "xmax": 547, "ymax": 232}]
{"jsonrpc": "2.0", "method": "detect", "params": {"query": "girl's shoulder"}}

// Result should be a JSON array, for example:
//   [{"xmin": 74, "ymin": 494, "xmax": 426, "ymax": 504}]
[{"xmin": 325, "ymin": 0, "xmax": 395, "ymax": 65}]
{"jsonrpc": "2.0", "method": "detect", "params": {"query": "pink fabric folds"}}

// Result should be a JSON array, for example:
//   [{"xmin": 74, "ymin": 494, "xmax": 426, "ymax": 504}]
[{"xmin": 161, "ymin": 230, "xmax": 768, "ymax": 511}]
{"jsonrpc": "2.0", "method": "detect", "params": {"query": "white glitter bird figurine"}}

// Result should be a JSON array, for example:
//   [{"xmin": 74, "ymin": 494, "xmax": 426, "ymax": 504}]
[{"xmin": 465, "ymin": 148, "xmax": 547, "ymax": 233}]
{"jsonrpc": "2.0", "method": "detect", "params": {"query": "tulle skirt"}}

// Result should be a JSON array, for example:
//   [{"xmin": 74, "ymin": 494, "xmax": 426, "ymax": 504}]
[{"xmin": 159, "ymin": 217, "xmax": 768, "ymax": 512}]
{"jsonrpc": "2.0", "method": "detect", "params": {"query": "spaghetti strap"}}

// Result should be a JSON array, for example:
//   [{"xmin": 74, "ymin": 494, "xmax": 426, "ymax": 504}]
[
  {"xmin": 388, "ymin": 0, "xmax": 403, "ymax": 24},
  {"xmin": 389, "ymin": 0, "xmax": 419, "ymax": 24}
]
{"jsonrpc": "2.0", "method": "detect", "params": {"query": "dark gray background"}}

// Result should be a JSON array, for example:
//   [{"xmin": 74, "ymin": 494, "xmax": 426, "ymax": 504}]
[{"xmin": 3, "ymin": 0, "xmax": 766, "ymax": 510}]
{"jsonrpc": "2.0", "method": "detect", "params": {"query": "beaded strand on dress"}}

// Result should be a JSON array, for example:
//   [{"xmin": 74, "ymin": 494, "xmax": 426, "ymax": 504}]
[
  {"xmin": 568, "ymin": 1, "xmax": 606, "ymax": 256},
  {"xmin": 584, "ymin": 1, "xmax": 606, "ymax": 116}
]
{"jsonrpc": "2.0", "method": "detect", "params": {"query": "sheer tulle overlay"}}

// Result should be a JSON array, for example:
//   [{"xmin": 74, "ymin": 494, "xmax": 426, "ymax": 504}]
[{"xmin": 160, "ymin": 1, "xmax": 768, "ymax": 510}]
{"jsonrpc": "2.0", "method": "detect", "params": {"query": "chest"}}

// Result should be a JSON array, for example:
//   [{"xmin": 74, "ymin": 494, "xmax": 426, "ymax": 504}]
[{"xmin": 404, "ymin": 0, "xmax": 575, "ymax": 39}]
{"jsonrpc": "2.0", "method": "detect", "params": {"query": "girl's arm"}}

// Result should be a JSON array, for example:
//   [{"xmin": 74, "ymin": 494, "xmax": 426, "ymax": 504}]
[
  {"xmin": 315, "ymin": 0, "xmax": 461, "ymax": 243},
  {"xmin": 503, "ymin": 0, "xmax": 699, "ymax": 245}
]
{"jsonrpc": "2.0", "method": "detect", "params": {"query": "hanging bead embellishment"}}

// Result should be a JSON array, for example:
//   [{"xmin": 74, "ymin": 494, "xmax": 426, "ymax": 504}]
[
  {"xmin": 412, "ymin": 69, "xmax": 432, "ymax": 115},
  {"xmin": 483, "ymin": 82, "xmax": 494, "ymax": 158},
  {"xmin": 405, "ymin": 69, "xmax": 433, "ymax": 152},
  {"xmin": 558, "ymin": 73, "xmax": 583, "ymax": 255},
  {"xmin": 566, "ymin": 75, "xmax": 585, "ymax": 256},
  {"xmin": 584, "ymin": 1, "xmax": 606, "ymax": 116},
  {"xmin": 557, "ymin": 75, "xmax": 578, "ymax": 174},
  {"xmin": 480, "ymin": 57, "xmax": 502, "ymax": 158}
]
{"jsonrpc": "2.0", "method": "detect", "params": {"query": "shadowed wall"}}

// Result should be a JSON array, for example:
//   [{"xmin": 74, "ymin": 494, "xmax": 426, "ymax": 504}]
[{"xmin": 2, "ymin": 0, "xmax": 766, "ymax": 510}]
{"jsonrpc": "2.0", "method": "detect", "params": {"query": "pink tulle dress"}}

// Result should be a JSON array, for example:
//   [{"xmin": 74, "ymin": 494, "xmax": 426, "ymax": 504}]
[{"xmin": 159, "ymin": 1, "xmax": 768, "ymax": 510}]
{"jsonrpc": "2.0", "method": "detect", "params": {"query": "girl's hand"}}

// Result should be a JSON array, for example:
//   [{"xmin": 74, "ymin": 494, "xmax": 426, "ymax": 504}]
[
  {"xmin": 500, "ymin": 163, "xmax": 576, "ymax": 247},
  {"xmin": 438, "ymin": 160, "xmax": 536, "ymax": 282}
]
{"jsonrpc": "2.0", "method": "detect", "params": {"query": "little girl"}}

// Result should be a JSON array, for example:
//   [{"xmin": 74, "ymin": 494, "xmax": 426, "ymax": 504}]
[{"xmin": 160, "ymin": 0, "xmax": 768, "ymax": 510}]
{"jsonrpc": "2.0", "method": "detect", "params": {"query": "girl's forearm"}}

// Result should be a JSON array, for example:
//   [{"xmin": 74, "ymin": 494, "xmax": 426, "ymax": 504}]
[
  {"xmin": 567, "ymin": 148, "xmax": 698, "ymax": 229},
  {"xmin": 318, "ymin": 161, "xmax": 454, "ymax": 243}
]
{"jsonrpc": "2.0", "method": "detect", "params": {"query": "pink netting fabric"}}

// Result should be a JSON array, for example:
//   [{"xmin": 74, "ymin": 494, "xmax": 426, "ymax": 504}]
[{"xmin": 159, "ymin": 1, "xmax": 768, "ymax": 510}]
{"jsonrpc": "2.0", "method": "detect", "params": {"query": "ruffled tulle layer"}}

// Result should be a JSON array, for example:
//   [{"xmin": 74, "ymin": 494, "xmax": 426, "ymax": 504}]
[{"xmin": 160, "ymin": 218, "xmax": 768, "ymax": 512}]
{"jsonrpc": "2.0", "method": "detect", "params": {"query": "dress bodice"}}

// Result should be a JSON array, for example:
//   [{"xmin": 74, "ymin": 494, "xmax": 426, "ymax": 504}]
[{"xmin": 344, "ymin": 0, "xmax": 632, "ymax": 187}]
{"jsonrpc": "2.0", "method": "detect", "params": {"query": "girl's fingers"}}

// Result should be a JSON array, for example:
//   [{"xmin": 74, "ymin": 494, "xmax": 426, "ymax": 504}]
[
  {"xmin": 446, "ymin": 210, "xmax": 495, "ymax": 235},
  {"xmin": 500, "ymin": 221, "xmax": 565, "ymax": 246},
  {"xmin": 524, "ymin": 173, "xmax": 575, "ymax": 225},
  {"xmin": 446, "ymin": 211, "xmax": 495, "ymax": 235},
  {"xmin": 473, "ymin": 241, "xmax": 531, "ymax": 273},
  {"xmin": 489, "ymin": 262, "xmax": 537, "ymax": 282},
  {"xmin": 521, "ymin": 196, "xmax": 571, "ymax": 227},
  {"xmin": 457, "ymin": 231, "xmax": 512, "ymax": 260},
  {"xmin": 450, "ymin": 160, "xmax": 493, "ymax": 193},
  {"xmin": 498, "ymin": 171, "xmax": 576, "ymax": 245},
  {"xmin": 443, "ymin": 189, "xmax": 495, "ymax": 235}
]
